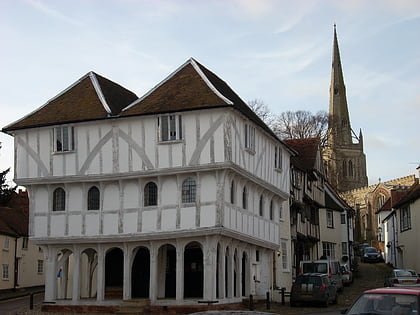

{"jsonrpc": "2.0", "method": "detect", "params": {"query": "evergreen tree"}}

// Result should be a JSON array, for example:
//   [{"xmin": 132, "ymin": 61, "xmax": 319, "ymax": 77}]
[{"xmin": 0, "ymin": 142, "xmax": 16, "ymax": 206}]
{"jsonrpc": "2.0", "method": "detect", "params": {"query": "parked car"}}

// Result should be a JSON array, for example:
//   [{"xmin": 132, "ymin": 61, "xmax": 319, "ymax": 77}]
[
  {"xmin": 384, "ymin": 269, "xmax": 420, "ymax": 287},
  {"xmin": 299, "ymin": 259, "xmax": 343, "ymax": 292},
  {"xmin": 340, "ymin": 264, "xmax": 353, "ymax": 285},
  {"xmin": 290, "ymin": 273, "xmax": 338, "ymax": 307},
  {"xmin": 343, "ymin": 287, "xmax": 420, "ymax": 314},
  {"xmin": 357, "ymin": 243, "xmax": 370, "ymax": 256},
  {"xmin": 361, "ymin": 247, "xmax": 383, "ymax": 263}
]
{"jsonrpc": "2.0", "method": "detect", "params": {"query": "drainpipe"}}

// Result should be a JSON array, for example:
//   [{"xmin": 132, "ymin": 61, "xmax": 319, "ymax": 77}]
[{"xmin": 13, "ymin": 236, "xmax": 19, "ymax": 290}]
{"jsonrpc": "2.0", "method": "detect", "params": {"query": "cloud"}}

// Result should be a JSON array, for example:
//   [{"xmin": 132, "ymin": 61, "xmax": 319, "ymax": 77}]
[{"xmin": 25, "ymin": 0, "xmax": 83, "ymax": 26}]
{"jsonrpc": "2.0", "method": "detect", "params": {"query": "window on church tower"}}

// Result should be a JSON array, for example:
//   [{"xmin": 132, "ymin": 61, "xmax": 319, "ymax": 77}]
[{"xmin": 348, "ymin": 160, "xmax": 354, "ymax": 178}]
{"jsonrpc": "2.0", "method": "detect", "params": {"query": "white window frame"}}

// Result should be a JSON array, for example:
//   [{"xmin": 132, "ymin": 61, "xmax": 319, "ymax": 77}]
[
  {"xmin": 22, "ymin": 237, "xmax": 28, "ymax": 250},
  {"xmin": 244, "ymin": 124, "xmax": 255, "ymax": 152},
  {"xmin": 326, "ymin": 210, "xmax": 334, "ymax": 228},
  {"xmin": 281, "ymin": 240, "xmax": 288, "ymax": 270},
  {"xmin": 37, "ymin": 260, "xmax": 44, "ymax": 274},
  {"xmin": 274, "ymin": 146, "xmax": 282, "ymax": 170},
  {"xmin": 158, "ymin": 114, "xmax": 183, "ymax": 142},
  {"xmin": 54, "ymin": 126, "xmax": 75, "ymax": 152},
  {"xmin": 340, "ymin": 213, "xmax": 346, "ymax": 224},
  {"xmin": 322, "ymin": 242, "xmax": 336, "ymax": 259},
  {"xmin": 401, "ymin": 206, "xmax": 411, "ymax": 231},
  {"xmin": 2, "ymin": 264, "xmax": 9, "ymax": 280},
  {"xmin": 3, "ymin": 236, "xmax": 9, "ymax": 251},
  {"xmin": 342, "ymin": 242, "xmax": 348, "ymax": 256}
]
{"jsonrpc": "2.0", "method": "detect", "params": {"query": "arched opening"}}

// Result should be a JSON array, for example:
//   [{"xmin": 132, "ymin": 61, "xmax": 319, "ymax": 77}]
[
  {"xmin": 131, "ymin": 247, "xmax": 150, "ymax": 298},
  {"xmin": 105, "ymin": 248, "xmax": 123, "ymax": 299},
  {"xmin": 184, "ymin": 242, "xmax": 203, "ymax": 298},
  {"xmin": 241, "ymin": 252, "xmax": 249, "ymax": 297},
  {"xmin": 157, "ymin": 244, "xmax": 176, "ymax": 299},
  {"xmin": 233, "ymin": 249, "xmax": 238, "ymax": 297},
  {"xmin": 225, "ymin": 247, "xmax": 230, "ymax": 297},
  {"xmin": 56, "ymin": 249, "xmax": 73, "ymax": 300},
  {"xmin": 80, "ymin": 248, "xmax": 98, "ymax": 299}
]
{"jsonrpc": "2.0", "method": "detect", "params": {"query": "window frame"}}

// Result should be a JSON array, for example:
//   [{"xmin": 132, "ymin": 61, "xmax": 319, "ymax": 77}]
[
  {"xmin": 400, "ymin": 206, "xmax": 411, "ymax": 232},
  {"xmin": 274, "ymin": 146, "xmax": 283, "ymax": 170},
  {"xmin": 3, "ymin": 236, "xmax": 9, "ymax": 251},
  {"xmin": 242, "ymin": 186, "xmax": 248, "ymax": 210},
  {"xmin": 182, "ymin": 177, "xmax": 196, "ymax": 204},
  {"xmin": 37, "ymin": 260, "xmax": 44, "ymax": 274},
  {"xmin": 144, "ymin": 182, "xmax": 158, "ymax": 207},
  {"xmin": 2, "ymin": 264, "xmax": 9, "ymax": 280},
  {"xmin": 281, "ymin": 240, "xmax": 288, "ymax": 270},
  {"xmin": 54, "ymin": 126, "xmax": 75, "ymax": 153},
  {"xmin": 244, "ymin": 124, "xmax": 256, "ymax": 152},
  {"xmin": 326, "ymin": 210, "xmax": 334, "ymax": 228},
  {"xmin": 340, "ymin": 213, "xmax": 346, "ymax": 224},
  {"xmin": 52, "ymin": 187, "xmax": 66, "ymax": 211},
  {"xmin": 230, "ymin": 180, "xmax": 235, "ymax": 204},
  {"xmin": 87, "ymin": 186, "xmax": 100, "ymax": 211},
  {"xmin": 21, "ymin": 237, "xmax": 28, "ymax": 250},
  {"xmin": 158, "ymin": 114, "xmax": 183, "ymax": 142}
]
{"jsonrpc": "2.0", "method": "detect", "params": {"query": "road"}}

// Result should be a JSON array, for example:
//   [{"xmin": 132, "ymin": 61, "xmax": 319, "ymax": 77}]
[
  {"xmin": 0, "ymin": 293, "xmax": 43, "ymax": 315},
  {"xmin": 252, "ymin": 261, "xmax": 392, "ymax": 314}
]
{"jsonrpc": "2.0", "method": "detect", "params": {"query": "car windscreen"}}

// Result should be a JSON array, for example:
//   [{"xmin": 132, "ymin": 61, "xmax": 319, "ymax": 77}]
[
  {"xmin": 302, "ymin": 263, "xmax": 328, "ymax": 274},
  {"xmin": 364, "ymin": 248, "xmax": 378, "ymax": 253},
  {"xmin": 395, "ymin": 270, "xmax": 416, "ymax": 277},
  {"xmin": 346, "ymin": 293, "xmax": 418, "ymax": 315}
]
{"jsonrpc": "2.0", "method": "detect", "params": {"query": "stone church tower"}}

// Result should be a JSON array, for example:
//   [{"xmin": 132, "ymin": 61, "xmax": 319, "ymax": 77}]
[{"xmin": 323, "ymin": 26, "xmax": 368, "ymax": 192}]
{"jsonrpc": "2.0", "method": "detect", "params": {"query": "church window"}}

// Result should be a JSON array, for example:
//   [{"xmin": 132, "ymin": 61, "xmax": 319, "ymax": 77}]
[
  {"xmin": 334, "ymin": 86, "xmax": 339, "ymax": 95},
  {"xmin": 54, "ymin": 126, "xmax": 75, "ymax": 152},
  {"xmin": 342, "ymin": 160, "xmax": 347, "ymax": 177},
  {"xmin": 53, "ymin": 187, "xmax": 65, "ymax": 211},
  {"xmin": 159, "ymin": 115, "xmax": 182, "ymax": 142},
  {"xmin": 182, "ymin": 177, "xmax": 196, "ymax": 203},
  {"xmin": 87, "ymin": 186, "xmax": 100, "ymax": 210},
  {"xmin": 144, "ymin": 182, "xmax": 158, "ymax": 206},
  {"xmin": 244, "ymin": 124, "xmax": 255, "ymax": 152},
  {"xmin": 348, "ymin": 160, "xmax": 354, "ymax": 178},
  {"xmin": 242, "ymin": 186, "xmax": 248, "ymax": 210}
]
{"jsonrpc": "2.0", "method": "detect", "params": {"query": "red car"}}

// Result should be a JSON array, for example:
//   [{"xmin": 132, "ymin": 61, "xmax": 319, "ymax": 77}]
[{"xmin": 344, "ymin": 287, "xmax": 420, "ymax": 314}]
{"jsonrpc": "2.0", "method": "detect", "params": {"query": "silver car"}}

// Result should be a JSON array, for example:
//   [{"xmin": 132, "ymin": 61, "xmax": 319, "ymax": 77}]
[{"xmin": 384, "ymin": 269, "xmax": 420, "ymax": 287}]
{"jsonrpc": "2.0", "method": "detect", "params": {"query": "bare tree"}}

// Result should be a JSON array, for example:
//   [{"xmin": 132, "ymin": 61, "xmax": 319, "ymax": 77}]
[
  {"xmin": 247, "ymin": 99, "xmax": 276, "ymax": 128},
  {"xmin": 272, "ymin": 110, "xmax": 328, "ymax": 146}
]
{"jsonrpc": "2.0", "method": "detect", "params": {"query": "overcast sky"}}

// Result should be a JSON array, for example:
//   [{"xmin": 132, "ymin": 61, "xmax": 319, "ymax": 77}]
[{"xmin": 1, "ymin": 0, "xmax": 419, "ymax": 186}]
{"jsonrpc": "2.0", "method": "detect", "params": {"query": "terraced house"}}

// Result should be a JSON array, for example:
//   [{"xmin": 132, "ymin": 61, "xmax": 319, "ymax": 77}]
[{"xmin": 2, "ymin": 58, "xmax": 292, "ymax": 312}]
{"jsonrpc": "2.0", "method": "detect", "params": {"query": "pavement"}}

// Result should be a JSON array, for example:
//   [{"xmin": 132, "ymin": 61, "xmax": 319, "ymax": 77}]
[{"xmin": 0, "ymin": 286, "xmax": 44, "ymax": 302}]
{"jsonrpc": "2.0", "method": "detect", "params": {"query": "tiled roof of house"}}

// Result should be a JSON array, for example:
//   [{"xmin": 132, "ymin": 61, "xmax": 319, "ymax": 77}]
[
  {"xmin": 121, "ymin": 58, "xmax": 282, "ymax": 143},
  {"xmin": 0, "ymin": 207, "xmax": 28, "ymax": 237},
  {"xmin": 284, "ymin": 137, "xmax": 320, "ymax": 171},
  {"xmin": 3, "ymin": 59, "xmax": 287, "ymax": 148},
  {"xmin": 393, "ymin": 182, "xmax": 420, "ymax": 209},
  {"xmin": 2, "ymin": 72, "xmax": 138, "ymax": 132},
  {"xmin": 376, "ymin": 188, "xmax": 410, "ymax": 213}
]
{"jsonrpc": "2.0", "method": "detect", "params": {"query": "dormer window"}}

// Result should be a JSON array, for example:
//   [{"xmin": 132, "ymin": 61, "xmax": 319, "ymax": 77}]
[
  {"xmin": 159, "ymin": 115, "xmax": 182, "ymax": 142},
  {"xmin": 54, "ymin": 126, "xmax": 75, "ymax": 152}
]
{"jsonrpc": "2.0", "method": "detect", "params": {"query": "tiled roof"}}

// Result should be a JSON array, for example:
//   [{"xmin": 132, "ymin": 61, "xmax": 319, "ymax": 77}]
[
  {"xmin": 284, "ymin": 137, "xmax": 320, "ymax": 171},
  {"xmin": 0, "ymin": 207, "xmax": 28, "ymax": 237},
  {"xmin": 3, "ymin": 72, "xmax": 138, "ymax": 132},
  {"xmin": 393, "ymin": 182, "xmax": 420, "ymax": 209},
  {"xmin": 122, "ymin": 58, "xmax": 281, "ymax": 142}
]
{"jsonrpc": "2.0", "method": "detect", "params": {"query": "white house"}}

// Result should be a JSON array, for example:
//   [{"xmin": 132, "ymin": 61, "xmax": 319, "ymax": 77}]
[{"xmin": 2, "ymin": 58, "xmax": 292, "ymax": 312}]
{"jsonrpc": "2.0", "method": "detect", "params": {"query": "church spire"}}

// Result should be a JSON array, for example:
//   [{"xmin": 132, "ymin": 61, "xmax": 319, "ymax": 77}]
[{"xmin": 328, "ymin": 25, "xmax": 352, "ymax": 146}]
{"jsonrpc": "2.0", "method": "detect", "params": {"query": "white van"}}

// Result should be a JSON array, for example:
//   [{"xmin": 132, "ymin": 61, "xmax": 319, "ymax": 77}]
[{"xmin": 299, "ymin": 259, "xmax": 343, "ymax": 292}]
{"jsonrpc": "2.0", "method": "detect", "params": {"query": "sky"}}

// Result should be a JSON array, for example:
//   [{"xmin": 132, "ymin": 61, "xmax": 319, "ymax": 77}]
[{"xmin": 0, "ymin": 0, "xmax": 419, "ymax": 186}]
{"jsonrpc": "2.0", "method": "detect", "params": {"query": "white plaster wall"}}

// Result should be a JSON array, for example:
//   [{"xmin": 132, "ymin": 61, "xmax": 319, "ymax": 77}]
[
  {"xmin": 103, "ymin": 184, "xmax": 119, "ymax": 211},
  {"xmin": 180, "ymin": 207, "xmax": 195, "ymax": 229},
  {"xmin": 33, "ymin": 217, "xmax": 48, "ymax": 237},
  {"xmin": 34, "ymin": 187, "xmax": 48, "ymax": 214},
  {"xmin": 123, "ymin": 181, "xmax": 139, "ymax": 210},
  {"xmin": 50, "ymin": 215, "xmax": 65, "ymax": 237},
  {"xmin": 142, "ymin": 210, "xmax": 157, "ymax": 232},
  {"xmin": 68, "ymin": 215, "xmax": 82, "ymax": 235},
  {"xmin": 123, "ymin": 212, "xmax": 138, "ymax": 233},
  {"xmin": 200, "ymin": 205, "xmax": 216, "ymax": 227},
  {"xmin": 161, "ymin": 178, "xmax": 177, "ymax": 205},
  {"xmin": 68, "ymin": 185, "xmax": 83, "ymax": 211},
  {"xmin": 103, "ymin": 213, "xmax": 118, "ymax": 235},
  {"xmin": 85, "ymin": 214, "xmax": 100, "ymax": 235},
  {"xmin": 161, "ymin": 209, "xmax": 177, "ymax": 230}
]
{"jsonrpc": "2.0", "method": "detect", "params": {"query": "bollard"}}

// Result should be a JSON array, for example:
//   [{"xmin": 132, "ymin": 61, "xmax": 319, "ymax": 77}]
[
  {"xmin": 281, "ymin": 287, "xmax": 285, "ymax": 305},
  {"xmin": 30, "ymin": 293, "xmax": 34, "ymax": 310},
  {"xmin": 249, "ymin": 294, "xmax": 254, "ymax": 311},
  {"xmin": 266, "ymin": 291, "xmax": 270, "ymax": 310}
]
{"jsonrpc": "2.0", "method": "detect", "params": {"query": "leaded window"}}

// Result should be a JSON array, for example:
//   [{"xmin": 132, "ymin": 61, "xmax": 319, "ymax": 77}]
[
  {"xmin": 53, "ymin": 188, "xmax": 65, "ymax": 211},
  {"xmin": 144, "ymin": 182, "xmax": 158, "ymax": 206},
  {"xmin": 182, "ymin": 178, "xmax": 196, "ymax": 203}
]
